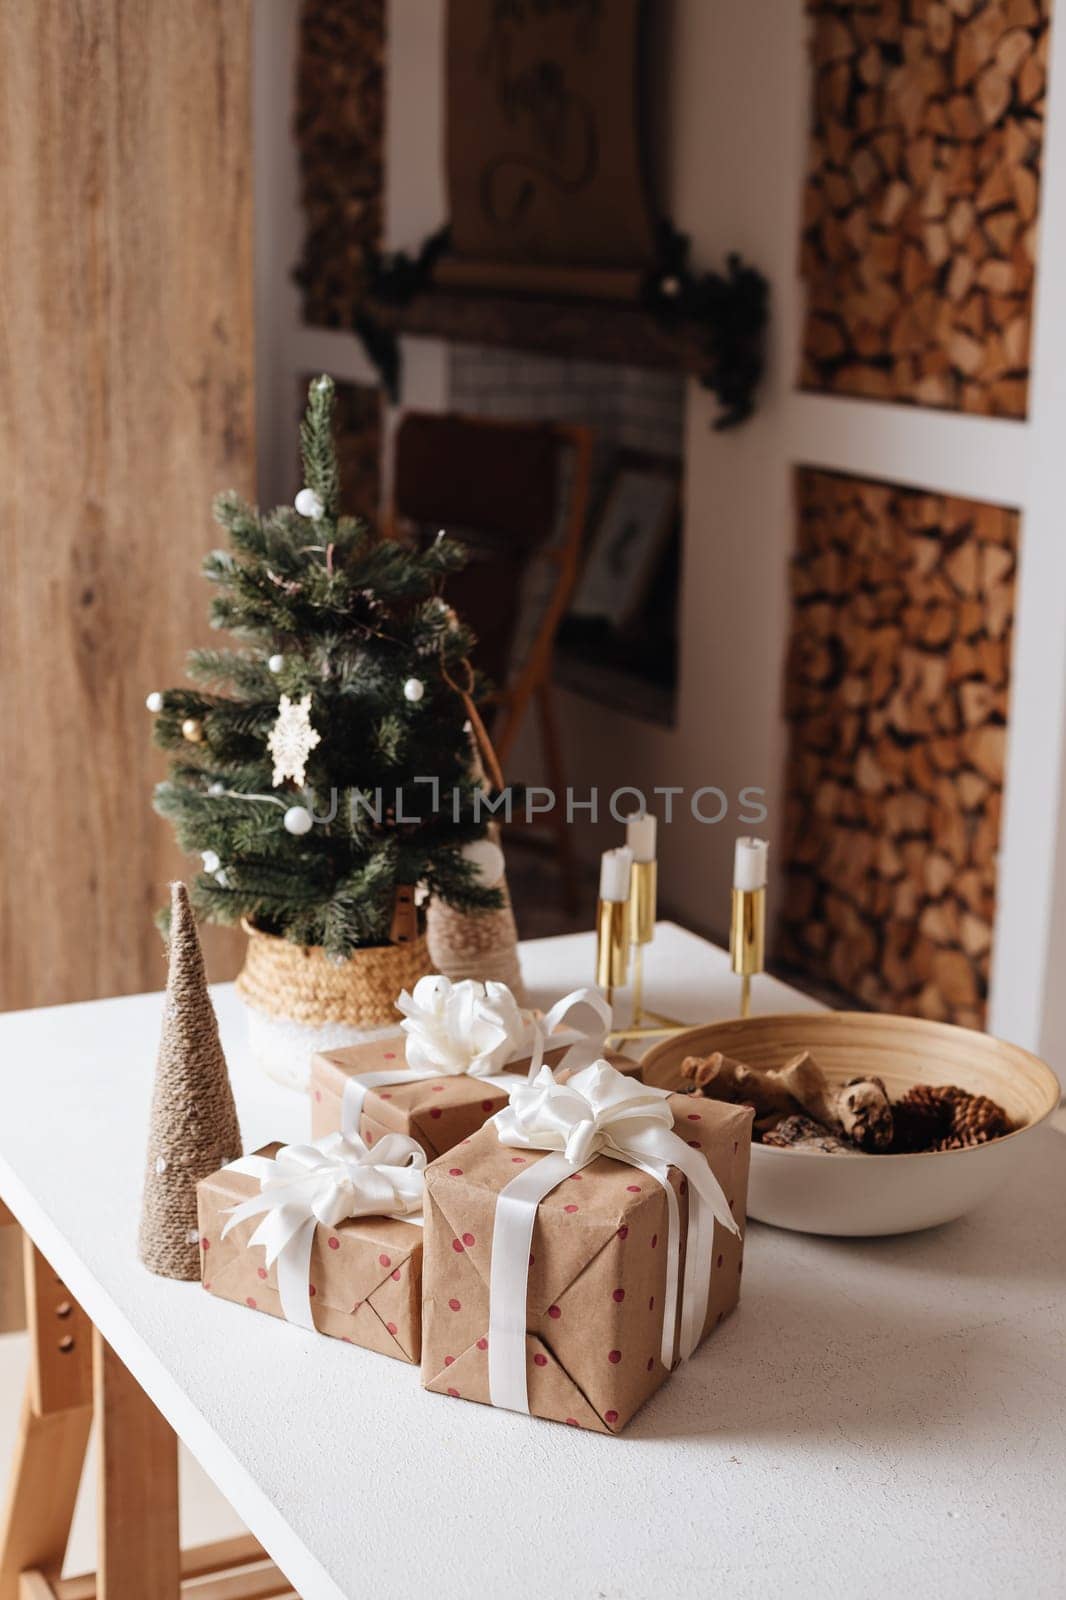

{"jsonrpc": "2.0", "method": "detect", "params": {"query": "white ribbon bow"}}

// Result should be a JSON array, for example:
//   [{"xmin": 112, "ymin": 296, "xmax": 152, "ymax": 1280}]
[
  {"xmin": 487, "ymin": 1061, "xmax": 740, "ymax": 1415},
  {"xmin": 221, "ymin": 1132, "xmax": 425, "ymax": 1329},
  {"xmin": 340, "ymin": 977, "xmax": 612, "ymax": 1138}
]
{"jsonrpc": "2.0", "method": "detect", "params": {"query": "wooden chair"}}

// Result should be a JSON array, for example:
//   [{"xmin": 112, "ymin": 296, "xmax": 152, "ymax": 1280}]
[{"xmin": 388, "ymin": 412, "xmax": 594, "ymax": 914}]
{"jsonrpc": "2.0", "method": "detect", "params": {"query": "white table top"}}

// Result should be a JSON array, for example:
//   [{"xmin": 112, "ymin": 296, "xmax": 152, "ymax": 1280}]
[{"xmin": 0, "ymin": 923, "xmax": 1063, "ymax": 1600}]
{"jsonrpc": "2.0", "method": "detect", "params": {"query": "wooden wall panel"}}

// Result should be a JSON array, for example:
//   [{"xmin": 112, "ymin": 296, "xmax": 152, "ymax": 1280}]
[
  {"xmin": 778, "ymin": 468, "xmax": 1017, "ymax": 1027},
  {"xmin": 295, "ymin": 0, "xmax": 385, "ymax": 327},
  {"xmin": 0, "ymin": 1, "xmax": 254, "ymax": 1008},
  {"xmin": 800, "ymin": 0, "xmax": 1049, "ymax": 417}
]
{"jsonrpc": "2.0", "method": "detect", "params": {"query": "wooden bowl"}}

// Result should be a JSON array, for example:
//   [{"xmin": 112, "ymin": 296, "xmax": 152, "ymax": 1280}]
[{"xmin": 641, "ymin": 1012, "xmax": 1060, "ymax": 1236}]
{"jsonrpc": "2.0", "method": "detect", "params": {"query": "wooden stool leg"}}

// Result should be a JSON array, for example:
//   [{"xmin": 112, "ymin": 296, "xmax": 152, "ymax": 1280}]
[
  {"xmin": 0, "ymin": 1240, "xmax": 93, "ymax": 1600},
  {"xmin": 93, "ymin": 1330, "xmax": 180, "ymax": 1600},
  {"xmin": 536, "ymin": 682, "xmax": 580, "ymax": 917}
]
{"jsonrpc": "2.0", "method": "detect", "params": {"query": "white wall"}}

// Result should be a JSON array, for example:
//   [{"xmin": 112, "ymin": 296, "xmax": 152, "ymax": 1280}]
[{"xmin": 254, "ymin": 0, "xmax": 1066, "ymax": 1066}]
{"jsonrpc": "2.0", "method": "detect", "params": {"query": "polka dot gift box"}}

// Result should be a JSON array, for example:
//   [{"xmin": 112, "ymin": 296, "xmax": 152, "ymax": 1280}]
[
  {"xmin": 196, "ymin": 1137, "xmax": 424, "ymax": 1363},
  {"xmin": 421, "ymin": 1061, "xmax": 753, "ymax": 1433},
  {"xmin": 310, "ymin": 976, "xmax": 637, "ymax": 1162}
]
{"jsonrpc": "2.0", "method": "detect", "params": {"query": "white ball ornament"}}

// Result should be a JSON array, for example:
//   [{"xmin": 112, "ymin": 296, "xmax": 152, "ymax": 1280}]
[
  {"xmin": 403, "ymin": 677, "xmax": 425, "ymax": 704},
  {"xmin": 145, "ymin": 691, "xmax": 163, "ymax": 713},
  {"xmin": 201, "ymin": 849, "xmax": 221, "ymax": 874},
  {"xmin": 207, "ymin": 781, "xmax": 225, "ymax": 797},
  {"xmin": 294, "ymin": 488, "xmax": 324, "ymax": 521},
  {"xmin": 462, "ymin": 837, "xmax": 505, "ymax": 886},
  {"xmin": 283, "ymin": 804, "xmax": 314, "ymax": 836},
  {"xmin": 267, "ymin": 653, "xmax": 284, "ymax": 674}
]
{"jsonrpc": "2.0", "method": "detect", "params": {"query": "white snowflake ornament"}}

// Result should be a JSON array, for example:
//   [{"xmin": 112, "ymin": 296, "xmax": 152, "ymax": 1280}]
[{"xmin": 267, "ymin": 693, "xmax": 321, "ymax": 787}]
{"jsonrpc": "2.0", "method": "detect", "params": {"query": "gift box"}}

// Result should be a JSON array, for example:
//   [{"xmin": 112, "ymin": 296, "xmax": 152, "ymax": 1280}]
[
  {"xmin": 421, "ymin": 1063, "xmax": 753, "ymax": 1433},
  {"xmin": 310, "ymin": 975, "xmax": 634, "ymax": 1160},
  {"xmin": 196, "ymin": 1139, "xmax": 424, "ymax": 1363},
  {"xmin": 311, "ymin": 1039, "xmax": 639, "ymax": 1158}
]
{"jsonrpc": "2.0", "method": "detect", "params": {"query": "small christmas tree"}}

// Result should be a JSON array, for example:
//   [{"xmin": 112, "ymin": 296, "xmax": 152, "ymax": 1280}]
[{"xmin": 150, "ymin": 375, "xmax": 501, "ymax": 955}]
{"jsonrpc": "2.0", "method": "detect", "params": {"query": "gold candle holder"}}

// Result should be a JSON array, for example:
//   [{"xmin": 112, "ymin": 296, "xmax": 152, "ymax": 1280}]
[
  {"xmin": 729, "ymin": 885, "xmax": 766, "ymax": 1018},
  {"xmin": 629, "ymin": 859, "xmax": 657, "ymax": 947},
  {"xmin": 595, "ymin": 897, "xmax": 630, "ymax": 1002}
]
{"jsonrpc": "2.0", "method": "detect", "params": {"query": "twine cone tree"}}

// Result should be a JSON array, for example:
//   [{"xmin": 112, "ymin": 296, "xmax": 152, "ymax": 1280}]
[{"xmin": 139, "ymin": 882, "xmax": 242, "ymax": 1280}]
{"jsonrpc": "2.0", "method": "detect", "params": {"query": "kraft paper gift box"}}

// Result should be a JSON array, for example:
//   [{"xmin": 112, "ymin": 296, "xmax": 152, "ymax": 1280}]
[
  {"xmin": 310, "ymin": 974, "xmax": 635, "ymax": 1161},
  {"xmin": 421, "ymin": 1063, "xmax": 753, "ymax": 1434},
  {"xmin": 196, "ymin": 1140, "xmax": 424, "ymax": 1363},
  {"xmin": 310, "ymin": 1038, "xmax": 639, "ymax": 1159}
]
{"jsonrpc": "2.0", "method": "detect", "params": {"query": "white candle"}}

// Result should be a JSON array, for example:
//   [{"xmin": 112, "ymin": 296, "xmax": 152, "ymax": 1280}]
[
  {"xmin": 599, "ymin": 846, "xmax": 633, "ymax": 903},
  {"xmin": 626, "ymin": 811, "xmax": 657, "ymax": 864},
  {"xmin": 733, "ymin": 837, "xmax": 769, "ymax": 892}
]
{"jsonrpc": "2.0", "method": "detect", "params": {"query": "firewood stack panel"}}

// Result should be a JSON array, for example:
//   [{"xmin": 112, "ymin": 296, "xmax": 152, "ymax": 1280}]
[
  {"xmin": 778, "ymin": 467, "xmax": 1017, "ymax": 1027},
  {"xmin": 800, "ymin": 0, "xmax": 1049, "ymax": 418}
]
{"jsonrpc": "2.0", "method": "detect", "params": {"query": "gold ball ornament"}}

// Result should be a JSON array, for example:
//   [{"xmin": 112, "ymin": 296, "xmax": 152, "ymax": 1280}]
[{"xmin": 181, "ymin": 717, "xmax": 204, "ymax": 744}]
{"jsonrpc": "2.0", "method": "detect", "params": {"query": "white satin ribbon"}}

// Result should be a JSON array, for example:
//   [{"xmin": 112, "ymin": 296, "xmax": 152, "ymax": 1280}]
[
  {"xmin": 339, "ymin": 977, "xmax": 612, "ymax": 1139},
  {"xmin": 486, "ymin": 1061, "xmax": 739, "ymax": 1415},
  {"xmin": 220, "ymin": 1132, "xmax": 425, "ymax": 1330}
]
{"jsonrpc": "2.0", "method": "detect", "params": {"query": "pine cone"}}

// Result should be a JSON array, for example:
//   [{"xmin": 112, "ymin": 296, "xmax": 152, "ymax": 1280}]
[{"xmin": 894, "ymin": 1083, "xmax": 1011, "ymax": 1152}]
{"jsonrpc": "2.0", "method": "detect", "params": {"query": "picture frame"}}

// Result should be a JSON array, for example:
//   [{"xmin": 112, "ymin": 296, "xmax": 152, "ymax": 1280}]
[{"xmin": 570, "ymin": 453, "xmax": 680, "ymax": 629}]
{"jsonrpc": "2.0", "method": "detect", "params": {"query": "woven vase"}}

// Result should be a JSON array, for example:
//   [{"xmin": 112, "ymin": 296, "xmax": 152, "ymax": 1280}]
[{"xmin": 236, "ymin": 924, "xmax": 432, "ymax": 1091}]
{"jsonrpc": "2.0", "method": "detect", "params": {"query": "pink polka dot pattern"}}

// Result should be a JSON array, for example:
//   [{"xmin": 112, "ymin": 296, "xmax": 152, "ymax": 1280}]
[
  {"xmin": 391, "ymin": 1269, "xmax": 401, "ymax": 1281},
  {"xmin": 309, "ymin": 1285, "xmax": 316, "ymax": 1298},
  {"xmin": 608, "ymin": 1349, "xmax": 622, "ymax": 1364},
  {"xmin": 430, "ymin": 1108, "xmax": 442, "ymax": 1119},
  {"xmin": 449, "ymin": 1167, "xmax": 463, "ymax": 1176},
  {"xmin": 564, "ymin": 1204, "xmax": 579, "ymax": 1214},
  {"xmin": 313, "ymin": 1088, "xmax": 322, "ymax": 1102},
  {"xmin": 605, "ymin": 1409, "xmax": 618, "ymax": 1425},
  {"xmin": 257, "ymin": 1267, "xmax": 267, "ymax": 1280},
  {"xmin": 687, "ymin": 1139, "xmax": 701, "ymax": 1149},
  {"xmin": 548, "ymin": 1304, "xmax": 561, "ymax": 1319},
  {"xmin": 379, "ymin": 1254, "xmax": 391, "ymax": 1268},
  {"xmin": 476, "ymin": 1337, "xmax": 488, "ymax": 1350},
  {"xmin": 366, "ymin": 1131, "xmax": 375, "ymax": 1145},
  {"xmin": 626, "ymin": 1184, "xmax": 641, "ymax": 1193},
  {"xmin": 716, "ymin": 1254, "xmax": 724, "ymax": 1269},
  {"xmin": 432, "ymin": 1083, "xmax": 444, "ymax": 1092},
  {"xmin": 452, "ymin": 1238, "xmax": 465, "ymax": 1253},
  {"xmin": 380, "ymin": 1093, "xmax": 393, "ymax": 1101},
  {"xmin": 569, "ymin": 1173, "xmax": 583, "ymax": 1181},
  {"xmin": 648, "ymin": 1296, "xmax": 655, "ymax": 1311},
  {"xmin": 444, "ymin": 1355, "xmax": 455, "ymax": 1365},
  {"xmin": 511, "ymin": 1156, "xmax": 526, "ymax": 1164},
  {"xmin": 383, "ymin": 1051, "xmax": 397, "ymax": 1060},
  {"xmin": 386, "ymin": 1321, "xmax": 398, "ymax": 1335},
  {"xmin": 327, "ymin": 1236, "xmax": 340, "ymax": 1250},
  {"xmin": 651, "ymin": 1234, "xmax": 658, "ymax": 1249},
  {"xmin": 448, "ymin": 1298, "xmax": 461, "ymax": 1312},
  {"xmin": 462, "ymin": 1232, "xmax": 475, "ymax": 1247},
  {"xmin": 246, "ymin": 1297, "xmax": 257, "ymax": 1309},
  {"xmin": 447, "ymin": 1387, "xmax": 460, "ymax": 1397},
  {"xmin": 481, "ymin": 1100, "xmax": 494, "ymax": 1112},
  {"xmin": 200, "ymin": 1237, "xmax": 210, "ymax": 1251},
  {"xmin": 612, "ymin": 1288, "xmax": 625, "ymax": 1303},
  {"xmin": 686, "ymin": 1112, "xmax": 701, "ymax": 1121},
  {"xmin": 617, "ymin": 1225, "xmax": 628, "ymax": 1240},
  {"xmin": 534, "ymin": 1353, "xmax": 547, "ymax": 1367},
  {"xmin": 646, "ymin": 1357, "xmax": 654, "ymax": 1371},
  {"xmin": 565, "ymin": 1417, "xmax": 579, "ymax": 1426}
]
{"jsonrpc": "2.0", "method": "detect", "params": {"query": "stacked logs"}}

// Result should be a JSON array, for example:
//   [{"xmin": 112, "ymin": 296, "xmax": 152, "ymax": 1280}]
[
  {"xmin": 294, "ymin": 0, "xmax": 385, "ymax": 328},
  {"xmin": 778, "ymin": 468, "xmax": 1017, "ymax": 1028},
  {"xmin": 800, "ymin": 0, "xmax": 1049, "ymax": 418}
]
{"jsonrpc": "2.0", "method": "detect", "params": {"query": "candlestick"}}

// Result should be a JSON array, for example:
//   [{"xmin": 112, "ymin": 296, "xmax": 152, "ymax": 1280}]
[
  {"xmin": 730, "ymin": 837, "xmax": 768, "ymax": 1019},
  {"xmin": 626, "ymin": 811, "xmax": 657, "ymax": 864},
  {"xmin": 596, "ymin": 848, "xmax": 632, "ymax": 999}
]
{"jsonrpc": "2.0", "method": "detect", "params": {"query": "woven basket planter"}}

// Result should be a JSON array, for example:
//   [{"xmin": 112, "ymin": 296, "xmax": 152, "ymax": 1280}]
[{"xmin": 236, "ymin": 923, "xmax": 433, "ymax": 1090}]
